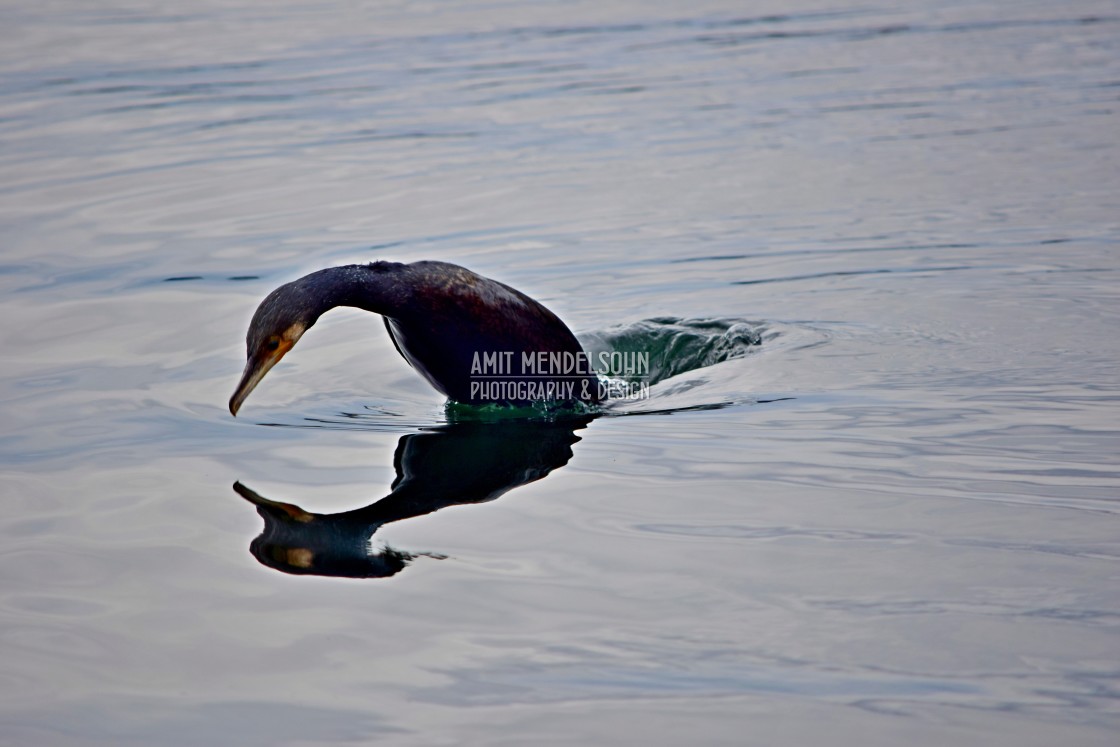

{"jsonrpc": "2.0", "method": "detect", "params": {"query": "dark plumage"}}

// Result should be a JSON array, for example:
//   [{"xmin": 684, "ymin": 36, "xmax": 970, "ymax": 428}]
[{"xmin": 230, "ymin": 260, "xmax": 600, "ymax": 415}]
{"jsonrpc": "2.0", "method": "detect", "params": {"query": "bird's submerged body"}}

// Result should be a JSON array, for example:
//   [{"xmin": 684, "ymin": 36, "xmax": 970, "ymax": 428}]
[{"xmin": 230, "ymin": 261, "xmax": 600, "ymax": 415}]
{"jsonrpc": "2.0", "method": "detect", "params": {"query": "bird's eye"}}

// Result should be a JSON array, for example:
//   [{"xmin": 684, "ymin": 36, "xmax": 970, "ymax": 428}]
[{"xmin": 266, "ymin": 338, "xmax": 280, "ymax": 351}]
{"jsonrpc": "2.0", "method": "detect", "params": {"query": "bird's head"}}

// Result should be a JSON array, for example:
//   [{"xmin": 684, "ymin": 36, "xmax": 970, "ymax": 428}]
[{"xmin": 229, "ymin": 284, "xmax": 314, "ymax": 416}]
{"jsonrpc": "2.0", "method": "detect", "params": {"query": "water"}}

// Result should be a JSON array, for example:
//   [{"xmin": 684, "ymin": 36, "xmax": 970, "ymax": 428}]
[{"xmin": 2, "ymin": 0, "xmax": 1118, "ymax": 744}]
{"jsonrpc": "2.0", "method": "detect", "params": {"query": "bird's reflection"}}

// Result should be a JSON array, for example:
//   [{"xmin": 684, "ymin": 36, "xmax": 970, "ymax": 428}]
[{"xmin": 235, "ymin": 416, "xmax": 593, "ymax": 579}]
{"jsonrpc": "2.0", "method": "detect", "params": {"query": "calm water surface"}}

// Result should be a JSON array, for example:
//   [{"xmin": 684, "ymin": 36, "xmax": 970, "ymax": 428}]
[{"xmin": 1, "ymin": 0, "xmax": 1118, "ymax": 744}]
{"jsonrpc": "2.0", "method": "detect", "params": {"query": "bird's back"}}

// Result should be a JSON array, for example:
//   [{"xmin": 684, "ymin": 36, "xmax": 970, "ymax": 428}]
[{"xmin": 377, "ymin": 261, "xmax": 598, "ymax": 405}]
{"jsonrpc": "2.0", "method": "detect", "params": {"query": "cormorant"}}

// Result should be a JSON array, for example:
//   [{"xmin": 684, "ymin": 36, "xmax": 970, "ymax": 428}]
[{"xmin": 230, "ymin": 260, "xmax": 600, "ymax": 415}]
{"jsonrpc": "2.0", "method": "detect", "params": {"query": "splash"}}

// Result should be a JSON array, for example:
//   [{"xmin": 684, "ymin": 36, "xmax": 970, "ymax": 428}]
[{"xmin": 580, "ymin": 316, "xmax": 764, "ymax": 386}]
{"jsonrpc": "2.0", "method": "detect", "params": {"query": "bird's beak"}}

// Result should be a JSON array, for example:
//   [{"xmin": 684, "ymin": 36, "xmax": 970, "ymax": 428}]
[
  {"xmin": 229, "ymin": 330, "xmax": 302, "ymax": 416},
  {"xmin": 233, "ymin": 481, "xmax": 316, "ymax": 522},
  {"xmin": 229, "ymin": 353, "xmax": 279, "ymax": 416}
]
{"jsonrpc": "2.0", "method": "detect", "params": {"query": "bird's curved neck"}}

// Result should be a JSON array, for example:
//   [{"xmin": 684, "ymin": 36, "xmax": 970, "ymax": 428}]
[{"xmin": 294, "ymin": 263, "xmax": 409, "ymax": 322}]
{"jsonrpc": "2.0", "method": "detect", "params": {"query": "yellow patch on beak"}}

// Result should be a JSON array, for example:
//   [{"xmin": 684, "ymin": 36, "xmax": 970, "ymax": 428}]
[
  {"xmin": 229, "ymin": 322, "xmax": 306, "ymax": 416},
  {"xmin": 286, "ymin": 547, "xmax": 314, "ymax": 568}
]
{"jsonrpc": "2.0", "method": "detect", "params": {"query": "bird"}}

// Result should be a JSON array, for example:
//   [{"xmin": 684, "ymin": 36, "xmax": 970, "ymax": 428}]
[{"xmin": 229, "ymin": 260, "xmax": 602, "ymax": 415}]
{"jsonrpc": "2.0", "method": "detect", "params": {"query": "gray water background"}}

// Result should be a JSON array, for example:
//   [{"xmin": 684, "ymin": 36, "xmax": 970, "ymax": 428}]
[{"xmin": 1, "ymin": 0, "xmax": 1118, "ymax": 744}]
